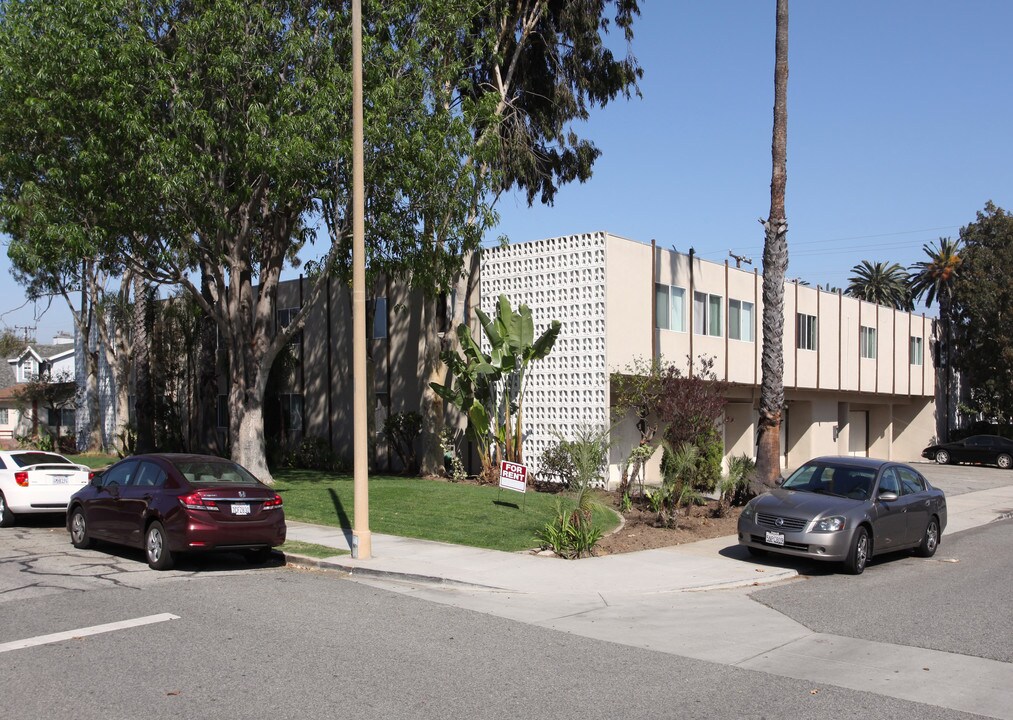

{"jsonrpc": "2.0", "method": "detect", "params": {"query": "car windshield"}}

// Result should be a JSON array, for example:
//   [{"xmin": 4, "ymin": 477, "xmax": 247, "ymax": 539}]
[
  {"xmin": 781, "ymin": 462, "xmax": 875, "ymax": 500},
  {"xmin": 172, "ymin": 460, "xmax": 261, "ymax": 485},
  {"xmin": 11, "ymin": 452, "xmax": 73, "ymax": 468}
]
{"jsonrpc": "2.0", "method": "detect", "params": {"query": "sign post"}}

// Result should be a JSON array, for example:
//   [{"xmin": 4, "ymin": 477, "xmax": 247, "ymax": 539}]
[{"xmin": 499, "ymin": 460, "xmax": 528, "ymax": 494}]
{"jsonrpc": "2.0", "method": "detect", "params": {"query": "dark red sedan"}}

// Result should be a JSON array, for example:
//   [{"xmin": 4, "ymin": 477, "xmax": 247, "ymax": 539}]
[{"xmin": 67, "ymin": 454, "xmax": 285, "ymax": 570}]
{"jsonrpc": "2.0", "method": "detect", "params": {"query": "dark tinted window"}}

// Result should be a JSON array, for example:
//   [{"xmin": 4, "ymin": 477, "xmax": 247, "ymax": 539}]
[
  {"xmin": 878, "ymin": 468, "xmax": 901, "ymax": 495},
  {"xmin": 102, "ymin": 461, "xmax": 138, "ymax": 487},
  {"xmin": 967, "ymin": 436, "xmax": 990, "ymax": 447},
  {"xmin": 133, "ymin": 462, "xmax": 167, "ymax": 488},
  {"xmin": 11, "ymin": 452, "xmax": 73, "ymax": 468},
  {"xmin": 898, "ymin": 467, "xmax": 926, "ymax": 495}
]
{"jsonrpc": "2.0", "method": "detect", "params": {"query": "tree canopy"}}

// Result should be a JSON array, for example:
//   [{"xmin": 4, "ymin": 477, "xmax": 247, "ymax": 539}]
[
  {"xmin": 845, "ymin": 260, "xmax": 913, "ymax": 310},
  {"xmin": 949, "ymin": 202, "xmax": 1013, "ymax": 424}
]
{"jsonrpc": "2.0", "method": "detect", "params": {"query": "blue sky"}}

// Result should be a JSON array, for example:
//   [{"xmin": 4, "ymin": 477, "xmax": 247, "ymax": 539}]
[{"xmin": 4, "ymin": 0, "xmax": 1012, "ymax": 340}]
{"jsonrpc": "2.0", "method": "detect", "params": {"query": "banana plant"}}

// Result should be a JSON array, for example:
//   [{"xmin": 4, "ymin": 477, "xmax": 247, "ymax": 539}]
[{"xmin": 431, "ymin": 294, "xmax": 560, "ymax": 477}]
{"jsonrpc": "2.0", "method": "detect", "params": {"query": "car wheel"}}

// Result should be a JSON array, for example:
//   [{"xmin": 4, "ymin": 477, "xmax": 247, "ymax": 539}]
[
  {"xmin": 844, "ymin": 527, "xmax": 870, "ymax": 575},
  {"xmin": 0, "ymin": 492, "xmax": 15, "ymax": 528},
  {"xmin": 245, "ymin": 548, "xmax": 273, "ymax": 565},
  {"xmin": 69, "ymin": 508, "xmax": 95, "ymax": 549},
  {"xmin": 934, "ymin": 449, "xmax": 950, "ymax": 465},
  {"xmin": 747, "ymin": 546, "xmax": 768, "ymax": 558},
  {"xmin": 997, "ymin": 453, "xmax": 1012, "ymax": 470},
  {"xmin": 916, "ymin": 517, "xmax": 940, "ymax": 558},
  {"xmin": 145, "ymin": 521, "xmax": 175, "ymax": 571}
]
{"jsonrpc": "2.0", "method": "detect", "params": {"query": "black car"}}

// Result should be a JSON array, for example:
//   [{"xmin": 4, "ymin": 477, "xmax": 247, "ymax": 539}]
[{"xmin": 921, "ymin": 435, "xmax": 1013, "ymax": 469}]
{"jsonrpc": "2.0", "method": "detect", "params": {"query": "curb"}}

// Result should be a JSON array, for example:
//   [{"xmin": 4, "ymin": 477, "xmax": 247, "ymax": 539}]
[{"xmin": 283, "ymin": 552, "xmax": 507, "ymax": 591}]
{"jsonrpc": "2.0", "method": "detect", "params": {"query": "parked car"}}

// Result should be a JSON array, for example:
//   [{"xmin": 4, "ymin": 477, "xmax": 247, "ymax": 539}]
[
  {"xmin": 921, "ymin": 435, "xmax": 1013, "ymax": 469},
  {"xmin": 737, "ymin": 456, "xmax": 946, "ymax": 575},
  {"xmin": 0, "ymin": 450, "xmax": 93, "ymax": 527},
  {"xmin": 67, "ymin": 453, "xmax": 285, "ymax": 570}
]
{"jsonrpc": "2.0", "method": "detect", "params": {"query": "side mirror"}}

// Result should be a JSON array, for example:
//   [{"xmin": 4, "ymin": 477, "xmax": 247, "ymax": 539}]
[
  {"xmin": 90, "ymin": 476, "xmax": 103, "ymax": 487},
  {"xmin": 877, "ymin": 492, "xmax": 898, "ymax": 502}
]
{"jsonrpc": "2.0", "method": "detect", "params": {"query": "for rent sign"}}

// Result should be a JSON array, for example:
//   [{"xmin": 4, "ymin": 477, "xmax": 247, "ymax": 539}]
[{"xmin": 499, "ymin": 461, "xmax": 527, "ymax": 493}]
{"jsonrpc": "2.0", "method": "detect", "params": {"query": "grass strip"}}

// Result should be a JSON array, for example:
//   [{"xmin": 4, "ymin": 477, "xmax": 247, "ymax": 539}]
[{"xmin": 280, "ymin": 539, "xmax": 349, "ymax": 559}]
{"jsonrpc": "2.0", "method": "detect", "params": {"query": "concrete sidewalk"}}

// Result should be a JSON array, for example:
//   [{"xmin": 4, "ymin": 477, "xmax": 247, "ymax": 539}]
[
  {"xmin": 285, "ymin": 481, "xmax": 1013, "ymax": 595},
  {"xmin": 284, "ymin": 481, "xmax": 1013, "ymax": 720}
]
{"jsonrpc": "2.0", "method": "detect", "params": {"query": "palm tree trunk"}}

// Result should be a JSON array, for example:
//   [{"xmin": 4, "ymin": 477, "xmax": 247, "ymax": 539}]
[{"xmin": 754, "ymin": 0, "xmax": 789, "ymax": 492}]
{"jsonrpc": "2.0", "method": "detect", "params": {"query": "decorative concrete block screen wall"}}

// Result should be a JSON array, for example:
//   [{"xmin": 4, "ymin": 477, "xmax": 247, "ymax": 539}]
[{"xmin": 480, "ymin": 232, "xmax": 609, "ymax": 481}]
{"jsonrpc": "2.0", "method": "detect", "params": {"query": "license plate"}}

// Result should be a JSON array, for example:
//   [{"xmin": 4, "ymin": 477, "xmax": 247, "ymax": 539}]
[
  {"xmin": 52, "ymin": 476, "xmax": 69, "ymax": 485},
  {"xmin": 232, "ymin": 503, "xmax": 251, "ymax": 516},
  {"xmin": 765, "ymin": 531, "xmax": 785, "ymax": 546}
]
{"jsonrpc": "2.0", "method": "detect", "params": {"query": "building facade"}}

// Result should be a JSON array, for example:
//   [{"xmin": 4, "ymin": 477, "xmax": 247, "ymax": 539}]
[{"xmin": 480, "ymin": 232, "xmax": 937, "ymax": 486}]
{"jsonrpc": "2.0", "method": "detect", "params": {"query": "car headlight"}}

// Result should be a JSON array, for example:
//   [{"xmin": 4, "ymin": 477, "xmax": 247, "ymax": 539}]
[
  {"xmin": 740, "ymin": 502, "xmax": 756, "ymax": 521},
  {"xmin": 811, "ymin": 516, "xmax": 846, "ymax": 532}
]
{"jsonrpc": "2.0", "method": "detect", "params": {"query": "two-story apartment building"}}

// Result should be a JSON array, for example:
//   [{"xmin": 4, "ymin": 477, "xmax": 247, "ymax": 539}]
[{"xmin": 480, "ymin": 232, "xmax": 936, "ymax": 486}]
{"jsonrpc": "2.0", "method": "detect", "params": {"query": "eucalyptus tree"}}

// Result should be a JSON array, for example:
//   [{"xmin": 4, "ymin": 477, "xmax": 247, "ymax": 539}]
[
  {"xmin": 416, "ymin": 0, "xmax": 644, "ymax": 473},
  {"xmin": 845, "ymin": 260, "xmax": 913, "ymax": 310},
  {"xmin": 755, "ymin": 0, "xmax": 790, "ymax": 491}
]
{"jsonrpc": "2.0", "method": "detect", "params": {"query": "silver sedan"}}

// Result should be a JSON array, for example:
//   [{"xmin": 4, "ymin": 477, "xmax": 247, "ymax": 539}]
[{"xmin": 737, "ymin": 456, "xmax": 947, "ymax": 574}]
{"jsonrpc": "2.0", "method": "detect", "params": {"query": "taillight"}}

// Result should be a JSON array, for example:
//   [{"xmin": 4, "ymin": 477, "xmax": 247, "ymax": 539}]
[
  {"xmin": 262, "ymin": 494, "xmax": 283, "ymax": 510},
  {"xmin": 88, "ymin": 472, "xmax": 95, "ymax": 481},
  {"xmin": 179, "ymin": 492, "xmax": 220, "ymax": 512},
  {"xmin": 14, "ymin": 471, "xmax": 28, "ymax": 487}
]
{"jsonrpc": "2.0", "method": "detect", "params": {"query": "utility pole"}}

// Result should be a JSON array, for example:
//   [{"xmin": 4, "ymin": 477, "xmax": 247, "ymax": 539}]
[
  {"xmin": 728, "ymin": 251, "xmax": 753, "ymax": 269},
  {"xmin": 351, "ymin": 0, "xmax": 371, "ymax": 559}
]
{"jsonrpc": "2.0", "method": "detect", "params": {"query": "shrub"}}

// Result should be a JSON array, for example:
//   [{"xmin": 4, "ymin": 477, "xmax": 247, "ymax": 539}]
[
  {"xmin": 382, "ymin": 411, "xmax": 422, "ymax": 474},
  {"xmin": 287, "ymin": 436, "xmax": 339, "ymax": 471},
  {"xmin": 716, "ymin": 454, "xmax": 756, "ymax": 516},
  {"xmin": 439, "ymin": 428, "xmax": 466, "ymax": 482},
  {"xmin": 535, "ymin": 485, "xmax": 606, "ymax": 558},
  {"xmin": 537, "ymin": 424, "xmax": 610, "ymax": 489}
]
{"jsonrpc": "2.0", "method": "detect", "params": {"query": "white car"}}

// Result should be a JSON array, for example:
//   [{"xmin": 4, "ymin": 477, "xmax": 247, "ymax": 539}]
[{"xmin": 0, "ymin": 451, "xmax": 93, "ymax": 527}]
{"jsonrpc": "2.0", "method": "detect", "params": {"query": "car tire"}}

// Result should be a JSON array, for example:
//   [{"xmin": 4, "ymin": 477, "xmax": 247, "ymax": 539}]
[
  {"xmin": 746, "ymin": 546, "xmax": 768, "ymax": 558},
  {"xmin": 145, "ymin": 521, "xmax": 175, "ymax": 571},
  {"xmin": 843, "ymin": 527, "xmax": 870, "ymax": 575},
  {"xmin": 69, "ymin": 508, "xmax": 95, "ymax": 549},
  {"xmin": 245, "ymin": 548, "xmax": 273, "ymax": 565},
  {"xmin": 916, "ymin": 516, "xmax": 940, "ymax": 558},
  {"xmin": 0, "ymin": 491, "xmax": 15, "ymax": 528},
  {"xmin": 997, "ymin": 453, "xmax": 1012, "ymax": 470},
  {"xmin": 934, "ymin": 449, "xmax": 950, "ymax": 465}
]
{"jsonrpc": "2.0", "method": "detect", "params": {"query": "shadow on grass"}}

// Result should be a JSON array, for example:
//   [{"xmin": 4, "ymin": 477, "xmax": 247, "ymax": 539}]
[
  {"xmin": 493, "ymin": 500, "xmax": 521, "ymax": 510},
  {"xmin": 328, "ymin": 488, "xmax": 354, "ymax": 544}
]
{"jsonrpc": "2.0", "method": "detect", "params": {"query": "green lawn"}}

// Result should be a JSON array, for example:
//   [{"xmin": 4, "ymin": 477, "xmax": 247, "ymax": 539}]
[
  {"xmin": 280, "ymin": 540, "xmax": 349, "ymax": 559},
  {"xmin": 272, "ymin": 470, "xmax": 620, "ymax": 553},
  {"xmin": 63, "ymin": 453, "xmax": 118, "ymax": 469}
]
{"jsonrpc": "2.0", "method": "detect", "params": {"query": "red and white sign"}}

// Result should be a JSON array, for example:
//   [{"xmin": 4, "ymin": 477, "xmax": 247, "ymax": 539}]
[{"xmin": 499, "ymin": 461, "xmax": 527, "ymax": 493}]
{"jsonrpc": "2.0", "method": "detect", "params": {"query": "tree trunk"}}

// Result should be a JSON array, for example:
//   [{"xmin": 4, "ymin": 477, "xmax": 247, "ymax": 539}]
[
  {"xmin": 196, "ymin": 262, "xmax": 222, "ymax": 455},
  {"xmin": 234, "ymin": 392, "xmax": 272, "ymax": 482},
  {"xmin": 419, "ymin": 294, "xmax": 445, "ymax": 476},
  {"xmin": 132, "ymin": 274, "xmax": 155, "ymax": 452},
  {"xmin": 754, "ymin": 0, "xmax": 789, "ymax": 492}
]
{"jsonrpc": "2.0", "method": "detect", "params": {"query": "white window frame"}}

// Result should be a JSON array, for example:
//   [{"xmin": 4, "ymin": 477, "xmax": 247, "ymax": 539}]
[
  {"xmin": 0, "ymin": 408, "xmax": 10, "ymax": 425},
  {"xmin": 797, "ymin": 313, "xmax": 817, "ymax": 351},
  {"xmin": 910, "ymin": 336, "xmax": 923, "ymax": 365},
  {"xmin": 860, "ymin": 326, "xmax": 877, "ymax": 359},
  {"xmin": 655, "ymin": 284, "xmax": 686, "ymax": 333},
  {"xmin": 728, "ymin": 299, "xmax": 754, "ymax": 342},
  {"xmin": 693, "ymin": 292, "xmax": 722, "ymax": 337}
]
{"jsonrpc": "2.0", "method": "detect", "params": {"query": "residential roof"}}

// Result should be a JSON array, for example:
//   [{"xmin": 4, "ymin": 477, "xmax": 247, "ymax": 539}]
[{"xmin": 0, "ymin": 362, "xmax": 14, "ymax": 390}]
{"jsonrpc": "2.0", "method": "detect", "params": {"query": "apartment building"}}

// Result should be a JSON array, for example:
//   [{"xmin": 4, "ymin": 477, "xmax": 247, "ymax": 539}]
[{"xmin": 480, "ymin": 232, "xmax": 937, "ymax": 486}]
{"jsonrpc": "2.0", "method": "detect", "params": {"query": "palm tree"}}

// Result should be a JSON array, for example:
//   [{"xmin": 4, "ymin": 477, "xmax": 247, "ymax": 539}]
[
  {"xmin": 845, "ymin": 260, "xmax": 913, "ymax": 310},
  {"xmin": 908, "ymin": 237, "xmax": 961, "ymax": 310},
  {"xmin": 755, "ymin": 0, "xmax": 789, "ymax": 491},
  {"xmin": 909, "ymin": 237, "xmax": 962, "ymax": 441}
]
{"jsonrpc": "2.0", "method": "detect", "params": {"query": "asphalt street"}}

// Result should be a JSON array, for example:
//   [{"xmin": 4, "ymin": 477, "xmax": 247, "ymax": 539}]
[
  {"xmin": 0, "ymin": 546, "xmax": 987, "ymax": 720},
  {"xmin": 752, "ymin": 518, "xmax": 1013, "ymax": 663}
]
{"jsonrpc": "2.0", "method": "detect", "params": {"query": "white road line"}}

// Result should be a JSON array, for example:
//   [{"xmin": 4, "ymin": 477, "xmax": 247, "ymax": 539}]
[{"xmin": 0, "ymin": 613, "xmax": 180, "ymax": 654}]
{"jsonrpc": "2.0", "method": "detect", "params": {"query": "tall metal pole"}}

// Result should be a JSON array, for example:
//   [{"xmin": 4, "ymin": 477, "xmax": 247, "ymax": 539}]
[{"xmin": 351, "ymin": 0, "xmax": 371, "ymax": 559}]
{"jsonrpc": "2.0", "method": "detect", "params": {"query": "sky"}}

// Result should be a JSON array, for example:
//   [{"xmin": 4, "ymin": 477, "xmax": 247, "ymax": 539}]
[{"xmin": 3, "ymin": 0, "xmax": 1012, "ymax": 341}]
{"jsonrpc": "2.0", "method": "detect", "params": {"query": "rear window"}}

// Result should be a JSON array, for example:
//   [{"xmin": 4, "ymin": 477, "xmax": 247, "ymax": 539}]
[
  {"xmin": 11, "ymin": 452, "xmax": 73, "ymax": 468},
  {"xmin": 172, "ymin": 460, "xmax": 261, "ymax": 485}
]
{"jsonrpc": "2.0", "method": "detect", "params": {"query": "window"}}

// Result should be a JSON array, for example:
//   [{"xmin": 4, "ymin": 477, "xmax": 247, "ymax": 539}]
[
  {"xmin": 693, "ymin": 292, "xmax": 722, "ymax": 336},
  {"xmin": 47, "ymin": 408, "xmax": 75, "ymax": 427},
  {"xmin": 19, "ymin": 357, "xmax": 36, "ymax": 382},
  {"xmin": 133, "ymin": 462, "xmax": 167, "ymax": 488},
  {"xmin": 217, "ymin": 395, "xmax": 229, "ymax": 429},
  {"xmin": 878, "ymin": 468, "xmax": 900, "ymax": 495},
  {"xmin": 277, "ymin": 307, "xmax": 303, "ymax": 358},
  {"xmin": 367, "ymin": 298, "xmax": 388, "ymax": 339},
  {"xmin": 654, "ymin": 284, "xmax": 686, "ymax": 332},
  {"xmin": 102, "ymin": 460, "xmax": 137, "ymax": 487},
  {"xmin": 897, "ymin": 467, "xmax": 926, "ymax": 495},
  {"xmin": 0, "ymin": 408, "xmax": 8, "ymax": 425},
  {"xmin": 728, "ymin": 299, "xmax": 754, "ymax": 341},
  {"xmin": 797, "ymin": 313, "xmax": 817, "ymax": 351},
  {"xmin": 910, "ymin": 336, "xmax": 923, "ymax": 365},
  {"xmin": 280, "ymin": 393, "xmax": 304, "ymax": 434},
  {"xmin": 860, "ymin": 326, "xmax": 877, "ymax": 359}
]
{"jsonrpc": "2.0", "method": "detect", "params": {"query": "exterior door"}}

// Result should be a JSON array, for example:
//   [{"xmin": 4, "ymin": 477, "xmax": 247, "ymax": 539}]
[
  {"xmin": 848, "ymin": 411, "xmax": 868, "ymax": 457},
  {"xmin": 872, "ymin": 467, "xmax": 906, "ymax": 550}
]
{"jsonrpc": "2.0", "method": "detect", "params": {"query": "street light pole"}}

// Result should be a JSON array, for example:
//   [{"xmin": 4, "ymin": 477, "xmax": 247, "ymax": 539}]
[{"xmin": 351, "ymin": 0, "xmax": 371, "ymax": 559}]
